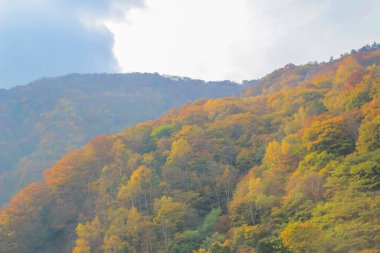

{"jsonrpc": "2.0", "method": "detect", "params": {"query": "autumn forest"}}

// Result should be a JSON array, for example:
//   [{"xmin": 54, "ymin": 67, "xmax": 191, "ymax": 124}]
[{"xmin": 0, "ymin": 44, "xmax": 379, "ymax": 253}]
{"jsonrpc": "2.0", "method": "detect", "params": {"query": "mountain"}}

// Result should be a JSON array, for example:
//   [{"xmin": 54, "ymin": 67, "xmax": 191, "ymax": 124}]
[
  {"xmin": 0, "ymin": 73, "xmax": 246, "ymax": 204},
  {"xmin": 0, "ymin": 44, "xmax": 379, "ymax": 253}
]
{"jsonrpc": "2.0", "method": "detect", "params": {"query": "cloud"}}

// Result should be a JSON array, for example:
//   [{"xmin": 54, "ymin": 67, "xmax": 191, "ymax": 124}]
[
  {"xmin": 0, "ymin": 0, "xmax": 144, "ymax": 88},
  {"xmin": 106, "ymin": 0, "xmax": 380, "ymax": 82},
  {"xmin": 1, "ymin": 0, "xmax": 379, "ymax": 87}
]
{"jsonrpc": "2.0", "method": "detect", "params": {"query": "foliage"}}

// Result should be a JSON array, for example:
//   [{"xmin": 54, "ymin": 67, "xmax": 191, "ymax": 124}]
[
  {"xmin": 0, "ymin": 73, "xmax": 244, "ymax": 204},
  {"xmin": 0, "ymin": 46, "xmax": 379, "ymax": 253}
]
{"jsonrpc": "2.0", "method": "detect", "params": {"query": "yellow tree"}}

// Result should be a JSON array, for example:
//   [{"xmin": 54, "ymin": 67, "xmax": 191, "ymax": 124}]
[
  {"xmin": 165, "ymin": 138, "xmax": 192, "ymax": 190},
  {"xmin": 72, "ymin": 239, "xmax": 91, "ymax": 253},
  {"xmin": 280, "ymin": 221, "xmax": 323, "ymax": 253},
  {"xmin": 118, "ymin": 165, "xmax": 153, "ymax": 213},
  {"xmin": 263, "ymin": 139, "xmax": 302, "ymax": 195},
  {"xmin": 335, "ymin": 55, "xmax": 363, "ymax": 86},
  {"xmin": 126, "ymin": 207, "xmax": 154, "ymax": 253},
  {"xmin": 153, "ymin": 196, "xmax": 187, "ymax": 252},
  {"xmin": 102, "ymin": 235, "xmax": 127, "ymax": 253},
  {"xmin": 73, "ymin": 217, "xmax": 102, "ymax": 253}
]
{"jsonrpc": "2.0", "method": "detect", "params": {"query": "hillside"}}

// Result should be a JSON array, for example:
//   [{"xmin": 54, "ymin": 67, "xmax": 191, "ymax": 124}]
[
  {"xmin": 0, "ymin": 73, "xmax": 245, "ymax": 204},
  {"xmin": 0, "ymin": 45, "xmax": 379, "ymax": 253}
]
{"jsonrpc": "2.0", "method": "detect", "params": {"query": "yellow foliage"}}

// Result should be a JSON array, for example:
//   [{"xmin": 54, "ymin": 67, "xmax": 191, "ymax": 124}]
[
  {"xmin": 72, "ymin": 239, "xmax": 91, "ymax": 253},
  {"xmin": 102, "ymin": 235, "xmax": 126, "ymax": 253},
  {"xmin": 280, "ymin": 221, "xmax": 323, "ymax": 253}
]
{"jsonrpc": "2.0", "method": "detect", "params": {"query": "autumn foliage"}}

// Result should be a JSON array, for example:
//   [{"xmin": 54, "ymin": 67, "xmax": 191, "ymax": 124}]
[{"xmin": 0, "ymin": 44, "xmax": 379, "ymax": 253}]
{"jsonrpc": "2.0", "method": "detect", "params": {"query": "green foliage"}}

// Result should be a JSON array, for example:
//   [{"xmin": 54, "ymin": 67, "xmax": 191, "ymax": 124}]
[
  {"xmin": 151, "ymin": 124, "xmax": 178, "ymax": 139},
  {"xmin": 171, "ymin": 208, "xmax": 222, "ymax": 253}
]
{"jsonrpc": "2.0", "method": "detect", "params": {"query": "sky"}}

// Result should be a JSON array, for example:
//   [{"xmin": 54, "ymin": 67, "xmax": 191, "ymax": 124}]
[{"xmin": 0, "ymin": 0, "xmax": 380, "ymax": 88}]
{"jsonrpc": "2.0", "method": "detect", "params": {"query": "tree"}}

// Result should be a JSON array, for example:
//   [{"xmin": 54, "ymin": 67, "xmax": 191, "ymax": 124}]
[
  {"xmin": 262, "ymin": 139, "xmax": 303, "ymax": 195},
  {"xmin": 102, "ymin": 235, "xmax": 127, "ymax": 253},
  {"xmin": 165, "ymin": 138, "xmax": 193, "ymax": 190},
  {"xmin": 308, "ymin": 150, "xmax": 380, "ymax": 252},
  {"xmin": 73, "ymin": 239, "xmax": 91, "ymax": 253},
  {"xmin": 303, "ymin": 116, "xmax": 356, "ymax": 155},
  {"xmin": 263, "ymin": 139, "xmax": 301, "ymax": 177},
  {"xmin": 104, "ymin": 207, "xmax": 129, "ymax": 241},
  {"xmin": 280, "ymin": 221, "xmax": 323, "ymax": 253},
  {"xmin": 126, "ymin": 207, "xmax": 154, "ymax": 253},
  {"xmin": 171, "ymin": 208, "xmax": 222, "ymax": 253},
  {"xmin": 210, "ymin": 163, "xmax": 239, "ymax": 209},
  {"xmin": 117, "ymin": 165, "xmax": 153, "ymax": 213},
  {"xmin": 229, "ymin": 175, "xmax": 263, "ymax": 226},
  {"xmin": 0, "ymin": 183, "xmax": 50, "ymax": 252},
  {"xmin": 335, "ymin": 55, "xmax": 363, "ymax": 86},
  {"xmin": 73, "ymin": 217, "xmax": 102, "ymax": 253},
  {"xmin": 356, "ymin": 115, "xmax": 380, "ymax": 153},
  {"xmin": 153, "ymin": 196, "xmax": 187, "ymax": 252}
]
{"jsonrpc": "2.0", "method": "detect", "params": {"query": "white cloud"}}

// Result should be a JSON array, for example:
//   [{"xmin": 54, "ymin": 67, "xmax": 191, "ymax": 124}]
[
  {"xmin": 105, "ymin": 0, "xmax": 380, "ymax": 82},
  {"xmin": 105, "ymin": 0, "xmax": 252, "ymax": 81},
  {"xmin": 2, "ymin": 0, "xmax": 379, "ymax": 87}
]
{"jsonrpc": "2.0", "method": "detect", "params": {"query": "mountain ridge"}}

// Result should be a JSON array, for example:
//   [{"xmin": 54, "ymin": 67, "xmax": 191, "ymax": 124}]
[
  {"xmin": 0, "ymin": 73, "xmax": 246, "ymax": 204},
  {"xmin": 0, "ymin": 45, "xmax": 379, "ymax": 253}
]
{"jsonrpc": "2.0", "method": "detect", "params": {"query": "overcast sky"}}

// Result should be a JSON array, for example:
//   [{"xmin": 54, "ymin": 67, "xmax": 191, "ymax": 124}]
[{"xmin": 1, "ymin": 0, "xmax": 380, "ymax": 88}]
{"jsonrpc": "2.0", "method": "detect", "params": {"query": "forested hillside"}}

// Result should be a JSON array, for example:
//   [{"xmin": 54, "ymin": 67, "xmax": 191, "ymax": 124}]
[
  {"xmin": 0, "ymin": 73, "xmax": 245, "ymax": 204},
  {"xmin": 0, "ymin": 44, "xmax": 379, "ymax": 253}
]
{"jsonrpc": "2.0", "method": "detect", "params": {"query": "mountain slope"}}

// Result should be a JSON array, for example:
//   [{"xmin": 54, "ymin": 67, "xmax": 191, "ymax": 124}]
[
  {"xmin": 0, "ymin": 73, "xmax": 245, "ymax": 204},
  {"xmin": 0, "ymin": 44, "xmax": 379, "ymax": 253}
]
